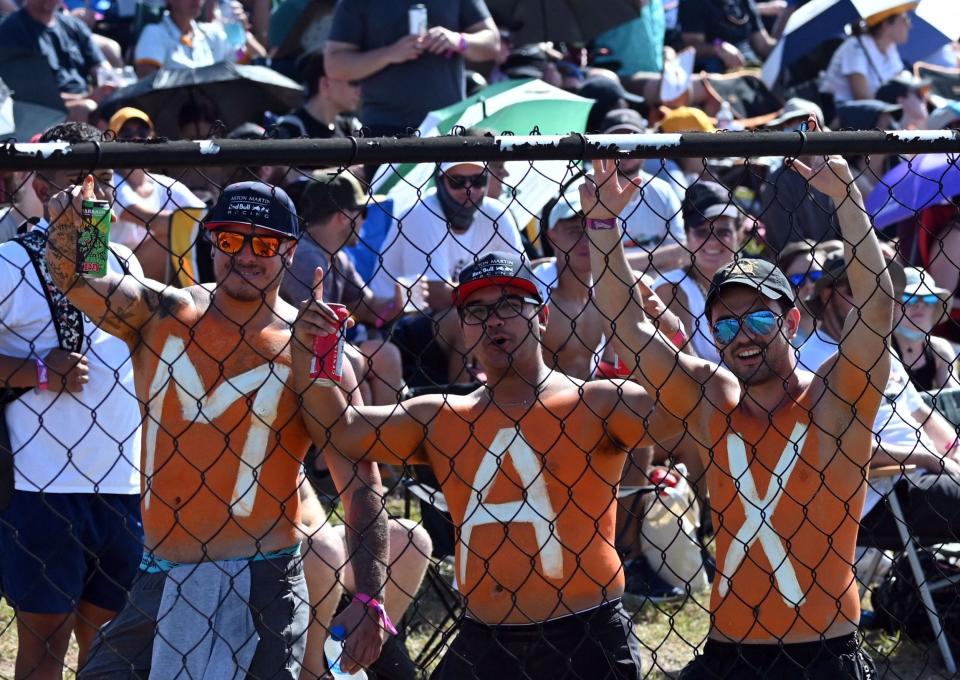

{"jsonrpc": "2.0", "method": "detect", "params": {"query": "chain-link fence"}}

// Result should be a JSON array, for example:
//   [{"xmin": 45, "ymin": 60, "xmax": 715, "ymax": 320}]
[{"xmin": 0, "ymin": 127, "xmax": 959, "ymax": 679}]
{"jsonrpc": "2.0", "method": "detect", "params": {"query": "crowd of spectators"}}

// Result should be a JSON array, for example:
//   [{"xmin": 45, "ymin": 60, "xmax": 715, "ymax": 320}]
[{"xmin": 1, "ymin": 0, "xmax": 960, "ymax": 676}]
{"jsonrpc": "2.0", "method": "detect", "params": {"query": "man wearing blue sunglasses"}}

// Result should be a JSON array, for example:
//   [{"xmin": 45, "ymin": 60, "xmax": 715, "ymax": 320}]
[{"xmin": 581, "ymin": 117, "xmax": 893, "ymax": 678}]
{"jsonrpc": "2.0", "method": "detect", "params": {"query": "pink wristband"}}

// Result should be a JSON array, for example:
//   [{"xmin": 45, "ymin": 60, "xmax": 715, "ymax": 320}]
[
  {"xmin": 35, "ymin": 358, "xmax": 48, "ymax": 391},
  {"xmin": 586, "ymin": 217, "xmax": 617, "ymax": 230},
  {"xmin": 354, "ymin": 593, "xmax": 398, "ymax": 635}
]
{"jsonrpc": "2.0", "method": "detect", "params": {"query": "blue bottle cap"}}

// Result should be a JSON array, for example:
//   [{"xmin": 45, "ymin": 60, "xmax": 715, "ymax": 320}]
[{"xmin": 331, "ymin": 625, "xmax": 347, "ymax": 641}]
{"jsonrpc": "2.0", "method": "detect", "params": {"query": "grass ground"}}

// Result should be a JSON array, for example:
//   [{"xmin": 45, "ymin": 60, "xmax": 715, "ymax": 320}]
[{"xmin": 0, "ymin": 492, "xmax": 952, "ymax": 678}]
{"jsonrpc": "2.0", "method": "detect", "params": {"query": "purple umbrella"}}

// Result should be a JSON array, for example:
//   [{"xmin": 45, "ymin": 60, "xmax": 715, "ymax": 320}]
[{"xmin": 866, "ymin": 153, "xmax": 960, "ymax": 229}]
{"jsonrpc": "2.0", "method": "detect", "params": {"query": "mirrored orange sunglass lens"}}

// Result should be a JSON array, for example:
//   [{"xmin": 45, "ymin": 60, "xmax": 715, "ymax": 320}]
[
  {"xmin": 251, "ymin": 237, "xmax": 281, "ymax": 257},
  {"xmin": 215, "ymin": 232, "xmax": 245, "ymax": 254}
]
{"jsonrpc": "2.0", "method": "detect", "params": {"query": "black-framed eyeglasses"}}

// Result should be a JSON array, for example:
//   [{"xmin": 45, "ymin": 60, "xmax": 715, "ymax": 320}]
[
  {"xmin": 787, "ymin": 270, "xmax": 825, "ymax": 288},
  {"xmin": 445, "ymin": 173, "xmax": 487, "ymax": 189},
  {"xmin": 459, "ymin": 296, "xmax": 541, "ymax": 325},
  {"xmin": 711, "ymin": 309, "xmax": 780, "ymax": 345}
]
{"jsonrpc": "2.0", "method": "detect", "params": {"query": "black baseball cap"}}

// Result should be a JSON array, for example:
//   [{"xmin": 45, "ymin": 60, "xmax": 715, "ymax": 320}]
[
  {"xmin": 299, "ymin": 173, "xmax": 367, "ymax": 224},
  {"xmin": 452, "ymin": 252, "xmax": 542, "ymax": 307},
  {"xmin": 705, "ymin": 258, "xmax": 796, "ymax": 313},
  {"xmin": 682, "ymin": 181, "xmax": 741, "ymax": 229},
  {"xmin": 204, "ymin": 181, "xmax": 300, "ymax": 238}
]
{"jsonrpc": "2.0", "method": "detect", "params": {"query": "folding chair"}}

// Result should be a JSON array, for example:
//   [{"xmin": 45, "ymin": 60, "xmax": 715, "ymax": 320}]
[{"xmin": 868, "ymin": 465, "xmax": 958, "ymax": 674}]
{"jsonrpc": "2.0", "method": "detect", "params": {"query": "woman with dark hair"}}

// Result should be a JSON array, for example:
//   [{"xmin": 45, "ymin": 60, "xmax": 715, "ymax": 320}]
[{"xmin": 820, "ymin": 3, "xmax": 914, "ymax": 103}]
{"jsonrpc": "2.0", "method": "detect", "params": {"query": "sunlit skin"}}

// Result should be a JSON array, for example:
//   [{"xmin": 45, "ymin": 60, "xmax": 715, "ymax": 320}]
[
  {"xmin": 686, "ymin": 216, "xmax": 742, "ymax": 276},
  {"xmin": 710, "ymin": 285, "xmax": 801, "ymax": 386},
  {"xmin": 458, "ymin": 284, "xmax": 549, "ymax": 379},
  {"xmin": 209, "ymin": 222, "xmax": 297, "ymax": 302}
]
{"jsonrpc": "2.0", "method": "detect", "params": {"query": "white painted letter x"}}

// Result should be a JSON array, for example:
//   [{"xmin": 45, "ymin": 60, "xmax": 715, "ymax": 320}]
[{"xmin": 718, "ymin": 422, "xmax": 808, "ymax": 607}]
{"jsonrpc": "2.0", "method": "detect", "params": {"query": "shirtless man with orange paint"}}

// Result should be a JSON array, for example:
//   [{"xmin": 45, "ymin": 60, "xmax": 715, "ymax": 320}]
[
  {"xmin": 581, "ymin": 117, "xmax": 892, "ymax": 679},
  {"xmin": 294, "ymin": 250, "xmax": 682, "ymax": 679},
  {"xmin": 43, "ymin": 179, "xmax": 403, "ymax": 678}
]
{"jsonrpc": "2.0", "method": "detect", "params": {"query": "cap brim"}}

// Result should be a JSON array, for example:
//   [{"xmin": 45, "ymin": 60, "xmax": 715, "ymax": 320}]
[
  {"xmin": 622, "ymin": 91, "xmax": 645, "ymax": 105},
  {"xmin": 453, "ymin": 276, "xmax": 542, "ymax": 306},
  {"xmin": 440, "ymin": 161, "xmax": 486, "ymax": 173},
  {"xmin": 602, "ymin": 123, "xmax": 646, "ymax": 134},
  {"xmin": 707, "ymin": 276, "xmax": 795, "ymax": 312},
  {"xmin": 702, "ymin": 203, "xmax": 742, "ymax": 221}
]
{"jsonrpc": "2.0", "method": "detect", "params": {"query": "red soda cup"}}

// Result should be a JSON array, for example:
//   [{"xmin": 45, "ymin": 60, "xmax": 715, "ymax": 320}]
[{"xmin": 309, "ymin": 303, "xmax": 351, "ymax": 384}]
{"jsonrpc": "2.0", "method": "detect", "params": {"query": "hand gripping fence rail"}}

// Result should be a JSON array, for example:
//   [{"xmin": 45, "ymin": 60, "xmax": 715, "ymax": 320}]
[{"xmin": 0, "ymin": 128, "xmax": 958, "ymax": 679}]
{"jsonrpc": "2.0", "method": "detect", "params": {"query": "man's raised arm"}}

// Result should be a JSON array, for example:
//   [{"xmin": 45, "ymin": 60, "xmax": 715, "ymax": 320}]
[
  {"xmin": 291, "ymin": 268, "xmax": 434, "ymax": 466},
  {"xmin": 579, "ymin": 160, "xmax": 734, "ymax": 420},
  {"xmin": 45, "ymin": 176, "xmax": 191, "ymax": 347},
  {"xmin": 790, "ymin": 132, "xmax": 893, "ymax": 408}
]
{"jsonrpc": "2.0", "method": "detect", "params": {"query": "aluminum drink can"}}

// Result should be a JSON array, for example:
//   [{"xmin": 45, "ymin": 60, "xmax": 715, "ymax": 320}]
[
  {"xmin": 310, "ymin": 303, "xmax": 351, "ymax": 384},
  {"xmin": 78, "ymin": 199, "xmax": 111, "ymax": 278},
  {"xmin": 408, "ymin": 4, "xmax": 428, "ymax": 36}
]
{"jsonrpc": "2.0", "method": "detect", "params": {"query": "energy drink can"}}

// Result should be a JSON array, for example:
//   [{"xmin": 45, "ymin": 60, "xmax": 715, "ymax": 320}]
[
  {"xmin": 310, "ymin": 303, "xmax": 351, "ymax": 385},
  {"xmin": 408, "ymin": 4, "xmax": 428, "ymax": 36},
  {"xmin": 78, "ymin": 199, "xmax": 111, "ymax": 278}
]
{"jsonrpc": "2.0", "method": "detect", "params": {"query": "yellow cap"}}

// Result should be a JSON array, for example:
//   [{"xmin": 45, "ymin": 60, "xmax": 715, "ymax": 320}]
[
  {"xmin": 108, "ymin": 107, "xmax": 155, "ymax": 136},
  {"xmin": 659, "ymin": 107, "xmax": 716, "ymax": 133},
  {"xmin": 865, "ymin": 2, "xmax": 917, "ymax": 27}
]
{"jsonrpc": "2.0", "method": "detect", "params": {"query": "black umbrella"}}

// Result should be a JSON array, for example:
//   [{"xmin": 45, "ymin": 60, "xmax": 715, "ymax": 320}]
[
  {"xmin": 102, "ymin": 61, "xmax": 304, "ymax": 138},
  {"xmin": 487, "ymin": 0, "xmax": 643, "ymax": 45},
  {"xmin": 0, "ymin": 53, "xmax": 68, "ymax": 141}
]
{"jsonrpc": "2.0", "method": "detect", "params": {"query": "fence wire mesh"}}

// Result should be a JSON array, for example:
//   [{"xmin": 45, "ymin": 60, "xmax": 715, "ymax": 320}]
[{"xmin": 0, "ymin": 126, "xmax": 958, "ymax": 680}]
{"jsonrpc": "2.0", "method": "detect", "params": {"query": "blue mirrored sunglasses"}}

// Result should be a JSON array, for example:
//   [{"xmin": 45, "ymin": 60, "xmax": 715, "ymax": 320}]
[
  {"xmin": 712, "ymin": 310, "xmax": 779, "ymax": 345},
  {"xmin": 901, "ymin": 293, "xmax": 940, "ymax": 306},
  {"xmin": 787, "ymin": 270, "xmax": 824, "ymax": 288}
]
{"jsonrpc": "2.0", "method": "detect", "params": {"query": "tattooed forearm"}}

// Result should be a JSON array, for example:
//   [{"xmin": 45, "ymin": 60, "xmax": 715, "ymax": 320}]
[
  {"xmin": 346, "ymin": 484, "xmax": 389, "ymax": 598},
  {"xmin": 45, "ymin": 220, "xmax": 80, "ymax": 290}
]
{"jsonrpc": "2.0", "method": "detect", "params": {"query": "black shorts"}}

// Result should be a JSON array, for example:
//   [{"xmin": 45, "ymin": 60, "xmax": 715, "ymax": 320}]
[
  {"xmin": 678, "ymin": 633, "xmax": 876, "ymax": 680},
  {"xmin": 430, "ymin": 600, "xmax": 642, "ymax": 680}
]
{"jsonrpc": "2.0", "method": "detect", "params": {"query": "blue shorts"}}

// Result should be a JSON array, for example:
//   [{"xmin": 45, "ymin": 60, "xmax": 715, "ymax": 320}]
[{"xmin": 0, "ymin": 491, "xmax": 143, "ymax": 613}]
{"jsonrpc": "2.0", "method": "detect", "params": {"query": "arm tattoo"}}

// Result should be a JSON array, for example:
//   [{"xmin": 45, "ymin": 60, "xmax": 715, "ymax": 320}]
[{"xmin": 346, "ymin": 483, "xmax": 389, "ymax": 597}]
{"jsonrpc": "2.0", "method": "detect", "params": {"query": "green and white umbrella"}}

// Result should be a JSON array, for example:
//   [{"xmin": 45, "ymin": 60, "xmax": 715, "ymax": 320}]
[{"xmin": 372, "ymin": 79, "xmax": 594, "ymax": 238}]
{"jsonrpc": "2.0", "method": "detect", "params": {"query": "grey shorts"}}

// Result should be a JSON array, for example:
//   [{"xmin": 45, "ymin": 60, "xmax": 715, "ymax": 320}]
[{"xmin": 79, "ymin": 553, "xmax": 309, "ymax": 680}]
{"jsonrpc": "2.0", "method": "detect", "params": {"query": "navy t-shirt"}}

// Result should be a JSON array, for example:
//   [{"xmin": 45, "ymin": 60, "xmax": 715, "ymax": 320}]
[
  {"xmin": 328, "ymin": 0, "xmax": 489, "ymax": 130},
  {"xmin": 0, "ymin": 9, "xmax": 104, "ymax": 95}
]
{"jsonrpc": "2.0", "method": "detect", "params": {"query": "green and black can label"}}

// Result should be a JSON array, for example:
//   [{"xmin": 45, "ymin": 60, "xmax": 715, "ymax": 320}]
[{"xmin": 78, "ymin": 199, "xmax": 110, "ymax": 278}]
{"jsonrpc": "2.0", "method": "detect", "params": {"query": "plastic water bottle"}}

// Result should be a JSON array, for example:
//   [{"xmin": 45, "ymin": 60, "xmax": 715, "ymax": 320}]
[
  {"xmin": 219, "ymin": 0, "xmax": 247, "ymax": 51},
  {"xmin": 324, "ymin": 626, "xmax": 367, "ymax": 679},
  {"xmin": 716, "ymin": 101, "xmax": 734, "ymax": 130}
]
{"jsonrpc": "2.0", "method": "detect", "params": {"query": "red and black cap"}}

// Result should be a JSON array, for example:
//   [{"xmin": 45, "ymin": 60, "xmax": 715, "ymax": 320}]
[
  {"xmin": 452, "ymin": 252, "xmax": 542, "ymax": 307},
  {"xmin": 204, "ymin": 181, "xmax": 301, "ymax": 238}
]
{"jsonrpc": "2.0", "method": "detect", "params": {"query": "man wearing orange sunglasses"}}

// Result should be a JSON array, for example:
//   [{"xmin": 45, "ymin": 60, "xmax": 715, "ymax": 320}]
[{"xmin": 44, "ymin": 180, "xmax": 394, "ymax": 678}]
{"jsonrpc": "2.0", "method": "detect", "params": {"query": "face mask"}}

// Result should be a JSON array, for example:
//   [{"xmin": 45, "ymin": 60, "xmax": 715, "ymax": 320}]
[
  {"xmin": 435, "ymin": 170, "xmax": 481, "ymax": 230},
  {"xmin": 895, "ymin": 325, "xmax": 926, "ymax": 342}
]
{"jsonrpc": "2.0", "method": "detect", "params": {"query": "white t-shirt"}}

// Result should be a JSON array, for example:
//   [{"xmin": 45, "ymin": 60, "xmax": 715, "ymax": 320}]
[
  {"xmin": 0, "ymin": 233, "xmax": 142, "ymax": 494},
  {"xmin": 619, "ymin": 173, "xmax": 686, "ymax": 250},
  {"xmin": 797, "ymin": 327, "xmax": 932, "ymax": 515},
  {"xmin": 369, "ymin": 192, "xmax": 523, "ymax": 299},
  {"xmin": 112, "ymin": 172, "xmax": 206, "ymax": 250},
  {"xmin": 134, "ymin": 15, "xmax": 234, "ymax": 70},
  {"xmin": 653, "ymin": 268, "xmax": 720, "ymax": 364},
  {"xmin": 820, "ymin": 35, "xmax": 903, "ymax": 104}
]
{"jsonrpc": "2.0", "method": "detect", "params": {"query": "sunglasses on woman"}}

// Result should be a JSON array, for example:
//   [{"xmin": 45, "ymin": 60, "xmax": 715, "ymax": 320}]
[
  {"xmin": 901, "ymin": 293, "xmax": 940, "ymax": 306},
  {"xmin": 787, "ymin": 270, "xmax": 824, "ymax": 288},
  {"xmin": 210, "ymin": 230, "xmax": 287, "ymax": 258},
  {"xmin": 711, "ymin": 310, "xmax": 779, "ymax": 345}
]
